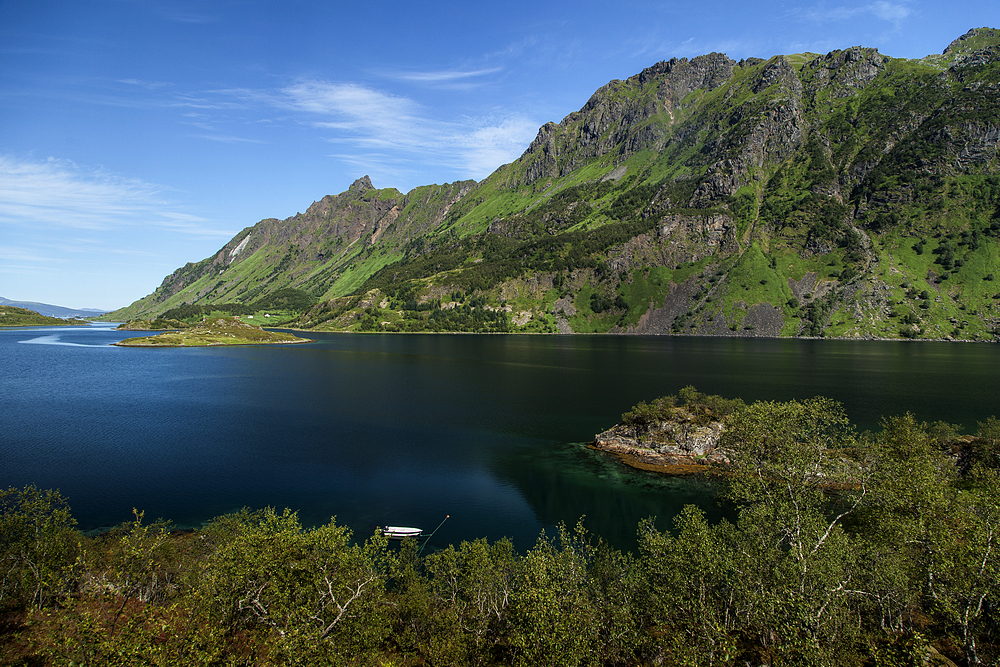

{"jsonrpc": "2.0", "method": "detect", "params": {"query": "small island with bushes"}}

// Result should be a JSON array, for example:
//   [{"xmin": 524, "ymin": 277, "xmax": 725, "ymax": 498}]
[
  {"xmin": 592, "ymin": 386, "xmax": 744, "ymax": 475},
  {"xmin": 113, "ymin": 316, "xmax": 310, "ymax": 347}
]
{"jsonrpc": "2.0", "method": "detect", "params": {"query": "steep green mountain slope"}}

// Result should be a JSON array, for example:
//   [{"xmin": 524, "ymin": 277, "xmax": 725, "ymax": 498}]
[
  {"xmin": 109, "ymin": 28, "xmax": 1000, "ymax": 341},
  {"xmin": 107, "ymin": 177, "xmax": 474, "ymax": 322}
]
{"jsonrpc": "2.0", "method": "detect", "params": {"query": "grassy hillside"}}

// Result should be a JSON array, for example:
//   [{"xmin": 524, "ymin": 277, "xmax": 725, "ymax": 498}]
[
  {"xmin": 109, "ymin": 29, "xmax": 1000, "ymax": 341},
  {"xmin": 0, "ymin": 305, "xmax": 88, "ymax": 327}
]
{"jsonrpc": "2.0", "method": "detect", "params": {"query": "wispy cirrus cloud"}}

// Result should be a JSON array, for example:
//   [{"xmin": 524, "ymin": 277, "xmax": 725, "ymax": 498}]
[
  {"xmin": 283, "ymin": 82, "xmax": 421, "ymax": 142},
  {"xmin": 10, "ymin": 66, "xmax": 539, "ymax": 181},
  {"xmin": 0, "ymin": 246, "xmax": 59, "ymax": 265},
  {"xmin": 189, "ymin": 133, "xmax": 267, "ymax": 144},
  {"xmin": 157, "ymin": 5, "xmax": 217, "ymax": 25},
  {"xmin": 383, "ymin": 67, "xmax": 505, "ymax": 91},
  {"xmin": 793, "ymin": 1, "xmax": 913, "ymax": 26},
  {"xmin": 0, "ymin": 155, "xmax": 232, "ymax": 237},
  {"xmin": 117, "ymin": 78, "xmax": 173, "ymax": 91},
  {"xmin": 460, "ymin": 114, "xmax": 540, "ymax": 175},
  {"xmin": 281, "ymin": 80, "xmax": 537, "ymax": 178},
  {"xmin": 628, "ymin": 34, "xmax": 770, "ymax": 61},
  {"xmin": 393, "ymin": 67, "xmax": 501, "ymax": 83},
  {"xmin": 0, "ymin": 155, "xmax": 236, "ymax": 306}
]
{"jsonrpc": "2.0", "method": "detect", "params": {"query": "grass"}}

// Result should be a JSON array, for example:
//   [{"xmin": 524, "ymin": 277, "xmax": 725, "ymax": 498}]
[
  {"xmin": 721, "ymin": 243, "xmax": 795, "ymax": 324},
  {"xmin": 114, "ymin": 317, "xmax": 310, "ymax": 347},
  {"xmin": 0, "ymin": 306, "xmax": 89, "ymax": 327},
  {"xmin": 324, "ymin": 249, "xmax": 403, "ymax": 299}
]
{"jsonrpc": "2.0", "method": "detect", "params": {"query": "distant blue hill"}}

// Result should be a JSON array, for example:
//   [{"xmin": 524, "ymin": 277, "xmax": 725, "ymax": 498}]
[{"xmin": 0, "ymin": 297, "xmax": 107, "ymax": 319}]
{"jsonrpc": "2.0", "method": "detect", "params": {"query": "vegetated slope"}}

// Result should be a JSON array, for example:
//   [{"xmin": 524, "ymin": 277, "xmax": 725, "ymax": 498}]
[
  {"xmin": 111, "ymin": 28, "xmax": 1000, "ymax": 340},
  {"xmin": 0, "ymin": 305, "xmax": 88, "ymax": 327},
  {"xmin": 107, "ymin": 177, "xmax": 475, "ymax": 322}
]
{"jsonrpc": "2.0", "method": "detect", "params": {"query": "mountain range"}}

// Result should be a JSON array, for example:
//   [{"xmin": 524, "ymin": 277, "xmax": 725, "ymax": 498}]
[
  {"xmin": 0, "ymin": 297, "xmax": 106, "ymax": 319},
  {"xmin": 107, "ymin": 28, "xmax": 1000, "ymax": 341}
]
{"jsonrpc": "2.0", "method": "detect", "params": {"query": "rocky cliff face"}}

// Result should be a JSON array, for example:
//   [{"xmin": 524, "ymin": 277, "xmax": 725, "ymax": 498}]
[
  {"xmin": 592, "ymin": 399, "xmax": 732, "ymax": 473},
  {"xmin": 594, "ymin": 418, "xmax": 728, "ymax": 466},
  {"xmin": 513, "ymin": 54, "xmax": 737, "ymax": 188}
]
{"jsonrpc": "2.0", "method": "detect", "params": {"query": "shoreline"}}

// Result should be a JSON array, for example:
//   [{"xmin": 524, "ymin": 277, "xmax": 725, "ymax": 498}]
[
  {"xmin": 268, "ymin": 326, "xmax": 998, "ymax": 343},
  {"xmin": 112, "ymin": 338, "xmax": 312, "ymax": 347},
  {"xmin": 588, "ymin": 441, "xmax": 720, "ymax": 477}
]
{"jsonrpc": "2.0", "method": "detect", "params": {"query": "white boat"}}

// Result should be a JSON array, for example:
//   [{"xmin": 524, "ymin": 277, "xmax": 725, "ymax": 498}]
[{"xmin": 382, "ymin": 526, "xmax": 423, "ymax": 540}]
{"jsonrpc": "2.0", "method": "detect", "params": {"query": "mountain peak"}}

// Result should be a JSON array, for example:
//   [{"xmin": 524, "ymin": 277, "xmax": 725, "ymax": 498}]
[
  {"xmin": 349, "ymin": 175, "xmax": 374, "ymax": 193},
  {"xmin": 943, "ymin": 27, "xmax": 1000, "ymax": 56}
]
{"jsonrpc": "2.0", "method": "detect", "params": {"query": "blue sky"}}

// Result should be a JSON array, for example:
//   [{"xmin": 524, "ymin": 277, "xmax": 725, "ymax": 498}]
[{"xmin": 1, "ymin": 0, "xmax": 997, "ymax": 310}]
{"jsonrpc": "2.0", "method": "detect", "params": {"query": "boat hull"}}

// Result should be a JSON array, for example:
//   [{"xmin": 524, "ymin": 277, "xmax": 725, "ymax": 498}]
[{"xmin": 382, "ymin": 526, "xmax": 422, "ymax": 540}]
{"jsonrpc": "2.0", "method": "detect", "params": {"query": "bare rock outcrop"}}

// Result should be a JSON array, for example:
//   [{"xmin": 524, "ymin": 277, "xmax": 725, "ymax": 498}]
[{"xmin": 593, "ymin": 402, "xmax": 732, "ymax": 473}]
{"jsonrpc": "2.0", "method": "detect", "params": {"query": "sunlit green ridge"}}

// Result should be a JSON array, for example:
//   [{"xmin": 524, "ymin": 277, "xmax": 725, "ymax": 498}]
[{"xmin": 106, "ymin": 29, "xmax": 1000, "ymax": 341}]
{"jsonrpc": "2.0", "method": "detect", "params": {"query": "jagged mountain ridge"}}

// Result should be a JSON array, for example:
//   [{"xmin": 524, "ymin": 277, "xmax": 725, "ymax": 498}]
[
  {"xmin": 109, "ymin": 28, "xmax": 1000, "ymax": 341},
  {"xmin": 112, "ymin": 177, "xmax": 474, "ymax": 320},
  {"xmin": 0, "ymin": 297, "xmax": 106, "ymax": 318}
]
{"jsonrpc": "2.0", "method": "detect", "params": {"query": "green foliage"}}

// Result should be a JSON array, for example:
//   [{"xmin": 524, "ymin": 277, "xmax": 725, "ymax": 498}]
[
  {"xmin": 506, "ymin": 523, "xmax": 600, "ymax": 667},
  {"xmin": 29, "ymin": 596, "xmax": 231, "ymax": 667},
  {"xmin": 0, "ymin": 486, "xmax": 79, "ymax": 609},
  {"xmin": 354, "ymin": 175, "xmax": 716, "ymax": 313},
  {"xmin": 620, "ymin": 395, "xmax": 677, "ymax": 428},
  {"xmin": 89, "ymin": 509, "xmax": 173, "ymax": 607},
  {"xmin": 159, "ymin": 302, "xmax": 255, "ymax": 321},
  {"xmin": 927, "ymin": 466, "xmax": 1000, "ymax": 665},
  {"xmin": 361, "ymin": 298, "xmax": 511, "ymax": 334},
  {"xmin": 728, "ymin": 186, "xmax": 759, "ymax": 234},
  {"xmin": 722, "ymin": 243, "xmax": 795, "ymax": 324},
  {"xmin": 119, "ymin": 317, "xmax": 188, "ymax": 331},
  {"xmin": 802, "ymin": 291, "xmax": 838, "ymax": 336},
  {"xmin": 639, "ymin": 507, "xmax": 741, "ymax": 665},
  {"xmin": 969, "ymin": 415, "xmax": 1000, "ymax": 470},
  {"xmin": 0, "ymin": 306, "xmax": 87, "ymax": 327},
  {"xmin": 588, "ymin": 291, "xmax": 627, "ymax": 314},
  {"xmin": 720, "ymin": 399, "xmax": 867, "ymax": 664},
  {"xmin": 251, "ymin": 287, "xmax": 317, "ymax": 312},
  {"xmin": 678, "ymin": 385, "xmax": 746, "ymax": 418},
  {"xmin": 853, "ymin": 414, "xmax": 1000, "ymax": 665},
  {"xmin": 8, "ymin": 394, "xmax": 1000, "ymax": 665},
  {"xmin": 116, "ymin": 316, "xmax": 309, "ymax": 346},
  {"xmin": 417, "ymin": 538, "xmax": 518, "ymax": 665},
  {"xmin": 605, "ymin": 182, "xmax": 659, "ymax": 221},
  {"xmin": 621, "ymin": 387, "xmax": 745, "ymax": 436},
  {"xmin": 196, "ymin": 508, "xmax": 392, "ymax": 662}
]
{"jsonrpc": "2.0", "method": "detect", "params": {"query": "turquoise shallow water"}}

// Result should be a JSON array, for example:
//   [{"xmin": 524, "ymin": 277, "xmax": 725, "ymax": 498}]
[{"xmin": 2, "ymin": 324, "xmax": 998, "ymax": 550}]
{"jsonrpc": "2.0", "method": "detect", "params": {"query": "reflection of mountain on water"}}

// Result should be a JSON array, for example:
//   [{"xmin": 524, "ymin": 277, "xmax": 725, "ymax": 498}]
[{"xmin": 490, "ymin": 439, "xmax": 729, "ymax": 551}]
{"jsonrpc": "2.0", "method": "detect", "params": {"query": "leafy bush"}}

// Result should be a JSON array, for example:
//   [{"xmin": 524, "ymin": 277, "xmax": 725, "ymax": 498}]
[
  {"xmin": 252, "ymin": 287, "xmax": 318, "ymax": 312},
  {"xmin": 621, "ymin": 386, "xmax": 744, "ymax": 429},
  {"xmin": 0, "ymin": 486, "xmax": 80, "ymax": 609},
  {"xmin": 6, "ymin": 396, "xmax": 1000, "ymax": 666}
]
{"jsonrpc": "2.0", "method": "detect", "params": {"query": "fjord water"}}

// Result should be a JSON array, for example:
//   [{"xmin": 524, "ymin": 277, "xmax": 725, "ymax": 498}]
[{"xmin": 3, "ymin": 323, "xmax": 998, "ymax": 550}]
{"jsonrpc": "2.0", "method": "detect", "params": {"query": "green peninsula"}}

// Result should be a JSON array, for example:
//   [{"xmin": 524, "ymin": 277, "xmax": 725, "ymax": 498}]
[
  {"xmin": 0, "ymin": 305, "xmax": 88, "ymax": 327},
  {"xmin": 113, "ymin": 316, "xmax": 310, "ymax": 347},
  {"xmin": 116, "ymin": 318, "xmax": 189, "ymax": 331}
]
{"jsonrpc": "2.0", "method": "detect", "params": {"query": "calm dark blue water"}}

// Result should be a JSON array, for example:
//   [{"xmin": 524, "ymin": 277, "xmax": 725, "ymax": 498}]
[{"xmin": 2, "ymin": 323, "xmax": 998, "ymax": 550}]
